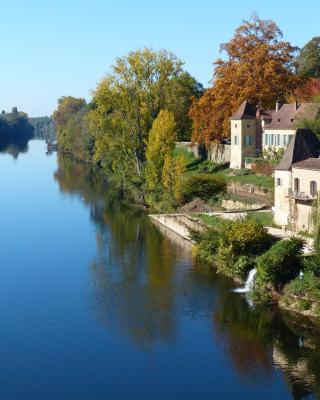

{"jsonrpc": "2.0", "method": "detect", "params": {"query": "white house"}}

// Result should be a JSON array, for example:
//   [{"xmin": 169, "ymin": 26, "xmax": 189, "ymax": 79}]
[
  {"xmin": 273, "ymin": 129, "xmax": 320, "ymax": 232},
  {"xmin": 230, "ymin": 100, "xmax": 320, "ymax": 169}
]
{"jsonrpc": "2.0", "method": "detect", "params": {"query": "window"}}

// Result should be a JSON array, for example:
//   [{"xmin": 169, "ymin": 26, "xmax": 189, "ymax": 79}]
[
  {"xmin": 234, "ymin": 135, "xmax": 239, "ymax": 145},
  {"xmin": 235, "ymin": 123, "xmax": 237, "ymax": 128},
  {"xmin": 276, "ymin": 178, "xmax": 282, "ymax": 187},
  {"xmin": 310, "ymin": 181, "xmax": 317, "ymax": 196},
  {"xmin": 280, "ymin": 134, "xmax": 284, "ymax": 146},
  {"xmin": 277, "ymin": 134, "xmax": 280, "ymax": 146},
  {"xmin": 244, "ymin": 135, "xmax": 252, "ymax": 146},
  {"xmin": 246, "ymin": 124, "xmax": 251, "ymax": 128},
  {"xmin": 271, "ymin": 134, "xmax": 274, "ymax": 145},
  {"xmin": 294, "ymin": 178, "xmax": 300, "ymax": 192}
]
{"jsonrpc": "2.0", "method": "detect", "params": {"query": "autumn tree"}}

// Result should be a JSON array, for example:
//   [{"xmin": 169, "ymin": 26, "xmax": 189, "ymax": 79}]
[
  {"xmin": 190, "ymin": 15, "xmax": 300, "ymax": 146},
  {"xmin": 162, "ymin": 153, "xmax": 185, "ymax": 203},
  {"xmin": 294, "ymin": 78, "xmax": 320, "ymax": 102},
  {"xmin": 145, "ymin": 110, "xmax": 177, "ymax": 190}
]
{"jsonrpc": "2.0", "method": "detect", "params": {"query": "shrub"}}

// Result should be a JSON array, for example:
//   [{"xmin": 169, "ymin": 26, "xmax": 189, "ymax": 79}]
[
  {"xmin": 191, "ymin": 217, "xmax": 273, "ymax": 280},
  {"xmin": 183, "ymin": 173, "xmax": 226, "ymax": 201},
  {"xmin": 232, "ymin": 256, "xmax": 256, "ymax": 280},
  {"xmin": 216, "ymin": 217, "xmax": 273, "ymax": 278},
  {"xmin": 190, "ymin": 227, "xmax": 221, "ymax": 263},
  {"xmin": 283, "ymin": 271, "xmax": 320, "ymax": 301},
  {"xmin": 256, "ymin": 237, "xmax": 305, "ymax": 290}
]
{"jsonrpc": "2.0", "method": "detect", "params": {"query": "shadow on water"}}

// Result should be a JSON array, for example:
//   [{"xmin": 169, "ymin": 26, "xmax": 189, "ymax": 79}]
[{"xmin": 54, "ymin": 155, "xmax": 320, "ymax": 400}]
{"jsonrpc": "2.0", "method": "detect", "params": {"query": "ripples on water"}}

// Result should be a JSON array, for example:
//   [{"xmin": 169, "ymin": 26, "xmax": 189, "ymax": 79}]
[{"xmin": 0, "ymin": 140, "xmax": 319, "ymax": 400}]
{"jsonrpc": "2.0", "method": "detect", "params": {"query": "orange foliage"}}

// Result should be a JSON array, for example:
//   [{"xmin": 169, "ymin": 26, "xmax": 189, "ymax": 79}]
[
  {"xmin": 190, "ymin": 15, "xmax": 301, "ymax": 147},
  {"xmin": 294, "ymin": 78, "xmax": 320, "ymax": 101}
]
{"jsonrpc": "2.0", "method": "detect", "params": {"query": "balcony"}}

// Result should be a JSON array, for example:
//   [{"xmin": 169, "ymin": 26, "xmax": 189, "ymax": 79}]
[{"xmin": 287, "ymin": 189, "xmax": 316, "ymax": 201}]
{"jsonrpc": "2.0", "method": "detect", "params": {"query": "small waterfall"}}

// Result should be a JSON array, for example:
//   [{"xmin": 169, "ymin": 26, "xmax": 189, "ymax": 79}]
[{"xmin": 233, "ymin": 268, "xmax": 257, "ymax": 293}]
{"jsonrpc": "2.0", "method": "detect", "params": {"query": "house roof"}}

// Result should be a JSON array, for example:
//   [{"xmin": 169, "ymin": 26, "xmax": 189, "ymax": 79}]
[
  {"xmin": 291, "ymin": 158, "xmax": 320, "ymax": 171},
  {"xmin": 230, "ymin": 100, "xmax": 257, "ymax": 120},
  {"xmin": 275, "ymin": 128, "xmax": 320, "ymax": 171},
  {"xmin": 265, "ymin": 102, "xmax": 320, "ymax": 130}
]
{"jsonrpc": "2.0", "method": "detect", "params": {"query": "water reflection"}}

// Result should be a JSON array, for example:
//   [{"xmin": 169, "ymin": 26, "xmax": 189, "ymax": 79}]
[
  {"xmin": 54, "ymin": 156, "xmax": 320, "ymax": 399},
  {"xmin": 0, "ymin": 142, "xmax": 30, "ymax": 158}
]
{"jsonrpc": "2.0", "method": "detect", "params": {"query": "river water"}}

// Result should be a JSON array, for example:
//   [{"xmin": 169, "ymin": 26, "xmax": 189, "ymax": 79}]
[{"xmin": 0, "ymin": 139, "xmax": 319, "ymax": 400}]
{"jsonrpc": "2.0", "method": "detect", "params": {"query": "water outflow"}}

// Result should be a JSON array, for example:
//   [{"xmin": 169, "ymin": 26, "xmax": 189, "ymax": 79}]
[{"xmin": 233, "ymin": 268, "xmax": 257, "ymax": 293}]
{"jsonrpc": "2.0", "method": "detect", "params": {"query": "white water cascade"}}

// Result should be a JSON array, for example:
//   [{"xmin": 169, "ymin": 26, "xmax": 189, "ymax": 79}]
[{"xmin": 233, "ymin": 268, "xmax": 257, "ymax": 293}]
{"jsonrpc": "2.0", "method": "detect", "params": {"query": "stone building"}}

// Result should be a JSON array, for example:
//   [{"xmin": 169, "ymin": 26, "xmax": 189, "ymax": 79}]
[
  {"xmin": 273, "ymin": 129, "xmax": 320, "ymax": 232},
  {"xmin": 230, "ymin": 100, "xmax": 320, "ymax": 169}
]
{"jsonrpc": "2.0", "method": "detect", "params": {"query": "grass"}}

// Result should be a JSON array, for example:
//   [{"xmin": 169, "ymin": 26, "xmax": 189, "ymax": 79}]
[
  {"xmin": 220, "ymin": 169, "xmax": 274, "ymax": 190},
  {"xmin": 173, "ymin": 147, "xmax": 273, "ymax": 195},
  {"xmin": 248, "ymin": 211, "xmax": 277, "ymax": 227},
  {"xmin": 196, "ymin": 214, "xmax": 226, "ymax": 228},
  {"xmin": 197, "ymin": 211, "xmax": 278, "ymax": 229}
]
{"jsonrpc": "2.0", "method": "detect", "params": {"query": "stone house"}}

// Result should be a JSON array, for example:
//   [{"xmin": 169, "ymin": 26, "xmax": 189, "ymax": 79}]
[
  {"xmin": 230, "ymin": 100, "xmax": 320, "ymax": 169},
  {"xmin": 273, "ymin": 129, "xmax": 320, "ymax": 232}
]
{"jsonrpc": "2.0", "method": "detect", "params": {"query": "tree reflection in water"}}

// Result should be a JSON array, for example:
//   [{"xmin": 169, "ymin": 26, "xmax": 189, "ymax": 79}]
[{"xmin": 54, "ymin": 156, "xmax": 320, "ymax": 399}]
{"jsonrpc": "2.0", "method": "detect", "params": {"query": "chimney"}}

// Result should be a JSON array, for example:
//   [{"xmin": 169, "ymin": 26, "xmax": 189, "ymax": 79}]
[
  {"xmin": 295, "ymin": 99, "xmax": 299, "ymax": 110},
  {"xmin": 276, "ymin": 101, "xmax": 281, "ymax": 112},
  {"xmin": 256, "ymin": 105, "xmax": 261, "ymax": 119}
]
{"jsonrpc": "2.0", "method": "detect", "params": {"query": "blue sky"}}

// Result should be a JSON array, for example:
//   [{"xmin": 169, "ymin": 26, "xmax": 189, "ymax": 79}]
[{"xmin": 1, "ymin": 0, "xmax": 320, "ymax": 117}]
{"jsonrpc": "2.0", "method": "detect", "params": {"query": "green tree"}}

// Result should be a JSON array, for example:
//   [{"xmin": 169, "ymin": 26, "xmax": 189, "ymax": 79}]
[
  {"xmin": 89, "ymin": 48, "xmax": 199, "ymax": 183},
  {"xmin": 297, "ymin": 37, "xmax": 320, "ymax": 78},
  {"xmin": 52, "ymin": 96, "xmax": 91, "ymax": 160},
  {"xmin": 145, "ymin": 110, "xmax": 177, "ymax": 191}
]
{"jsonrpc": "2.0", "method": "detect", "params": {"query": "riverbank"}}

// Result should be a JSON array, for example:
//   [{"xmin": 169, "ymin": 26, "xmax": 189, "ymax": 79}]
[{"xmin": 149, "ymin": 211, "xmax": 320, "ymax": 322}]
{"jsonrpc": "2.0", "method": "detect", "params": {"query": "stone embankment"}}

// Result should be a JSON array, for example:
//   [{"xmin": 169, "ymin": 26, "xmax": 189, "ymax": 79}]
[
  {"xmin": 149, "ymin": 212, "xmax": 314, "ymax": 253},
  {"xmin": 149, "ymin": 213, "xmax": 206, "ymax": 242}
]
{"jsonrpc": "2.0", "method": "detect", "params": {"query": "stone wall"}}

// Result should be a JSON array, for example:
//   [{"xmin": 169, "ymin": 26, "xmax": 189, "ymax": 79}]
[
  {"xmin": 175, "ymin": 142, "xmax": 230, "ymax": 164},
  {"xmin": 148, "ymin": 214, "xmax": 206, "ymax": 242},
  {"xmin": 221, "ymin": 199, "xmax": 265, "ymax": 211},
  {"xmin": 208, "ymin": 144, "xmax": 230, "ymax": 163}
]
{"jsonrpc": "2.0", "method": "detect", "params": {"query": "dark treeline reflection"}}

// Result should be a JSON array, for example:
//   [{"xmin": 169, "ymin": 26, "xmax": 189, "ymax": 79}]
[
  {"xmin": 54, "ymin": 156, "xmax": 320, "ymax": 399},
  {"xmin": 0, "ymin": 109, "xmax": 34, "ymax": 157}
]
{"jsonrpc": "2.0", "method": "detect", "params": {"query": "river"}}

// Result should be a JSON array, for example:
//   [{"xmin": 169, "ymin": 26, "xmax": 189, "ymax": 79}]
[{"xmin": 0, "ymin": 139, "xmax": 319, "ymax": 400}]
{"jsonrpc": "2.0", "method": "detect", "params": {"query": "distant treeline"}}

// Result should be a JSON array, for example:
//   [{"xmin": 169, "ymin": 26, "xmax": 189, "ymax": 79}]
[
  {"xmin": 29, "ymin": 116, "xmax": 56, "ymax": 142},
  {"xmin": 0, "ymin": 108, "xmax": 34, "ymax": 153}
]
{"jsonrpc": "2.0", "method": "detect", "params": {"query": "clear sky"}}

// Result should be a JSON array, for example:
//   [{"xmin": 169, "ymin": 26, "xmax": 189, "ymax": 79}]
[{"xmin": 1, "ymin": 0, "xmax": 320, "ymax": 117}]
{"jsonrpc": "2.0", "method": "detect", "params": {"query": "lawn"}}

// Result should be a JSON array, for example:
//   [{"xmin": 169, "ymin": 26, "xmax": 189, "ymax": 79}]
[
  {"xmin": 173, "ymin": 147, "xmax": 274, "ymax": 197},
  {"xmin": 218, "ymin": 169, "xmax": 274, "ymax": 190},
  {"xmin": 247, "ymin": 211, "xmax": 277, "ymax": 227},
  {"xmin": 196, "ymin": 214, "xmax": 226, "ymax": 227},
  {"xmin": 197, "ymin": 211, "xmax": 277, "ymax": 228}
]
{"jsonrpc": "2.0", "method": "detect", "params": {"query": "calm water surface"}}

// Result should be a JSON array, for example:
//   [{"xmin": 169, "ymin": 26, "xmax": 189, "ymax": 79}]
[{"xmin": 0, "ymin": 140, "xmax": 320, "ymax": 400}]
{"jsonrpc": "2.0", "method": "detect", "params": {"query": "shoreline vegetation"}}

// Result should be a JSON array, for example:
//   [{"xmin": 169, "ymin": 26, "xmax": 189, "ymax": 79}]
[{"xmin": 50, "ymin": 17, "xmax": 320, "ymax": 323}]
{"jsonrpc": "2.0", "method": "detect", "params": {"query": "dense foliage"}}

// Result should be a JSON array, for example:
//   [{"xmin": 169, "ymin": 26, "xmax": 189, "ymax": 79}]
[
  {"xmin": 190, "ymin": 15, "xmax": 300, "ymax": 146},
  {"xmin": 183, "ymin": 173, "xmax": 226, "ymax": 201},
  {"xmin": 296, "ymin": 37, "xmax": 320, "ymax": 79},
  {"xmin": 256, "ymin": 237, "xmax": 304, "ymax": 289},
  {"xmin": 29, "ymin": 116, "xmax": 56, "ymax": 142},
  {"xmin": 88, "ymin": 48, "xmax": 202, "ymax": 184},
  {"xmin": 145, "ymin": 110, "xmax": 177, "ymax": 191},
  {"xmin": 53, "ymin": 97, "xmax": 93, "ymax": 161},
  {"xmin": 0, "ymin": 108, "xmax": 34, "ymax": 154},
  {"xmin": 192, "ymin": 217, "xmax": 272, "ymax": 280}
]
